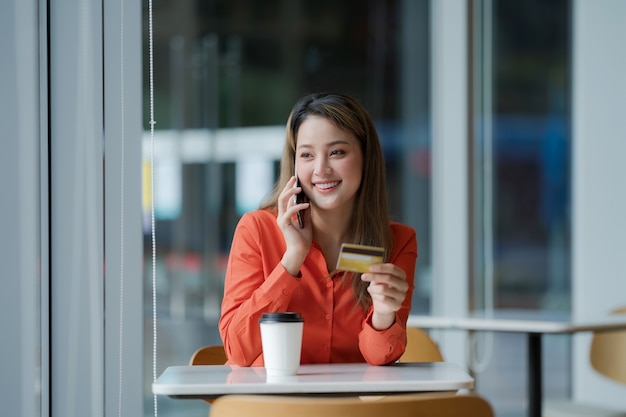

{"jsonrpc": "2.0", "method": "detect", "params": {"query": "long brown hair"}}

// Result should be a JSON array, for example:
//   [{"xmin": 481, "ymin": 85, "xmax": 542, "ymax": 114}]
[{"xmin": 261, "ymin": 92, "xmax": 393, "ymax": 309}]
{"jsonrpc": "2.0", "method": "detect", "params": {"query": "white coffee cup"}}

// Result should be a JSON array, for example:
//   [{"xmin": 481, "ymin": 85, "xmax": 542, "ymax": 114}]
[{"xmin": 259, "ymin": 312, "xmax": 304, "ymax": 377}]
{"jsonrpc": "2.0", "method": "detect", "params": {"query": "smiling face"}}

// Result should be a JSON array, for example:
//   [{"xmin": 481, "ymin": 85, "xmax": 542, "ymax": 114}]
[{"xmin": 295, "ymin": 116, "xmax": 364, "ymax": 215}]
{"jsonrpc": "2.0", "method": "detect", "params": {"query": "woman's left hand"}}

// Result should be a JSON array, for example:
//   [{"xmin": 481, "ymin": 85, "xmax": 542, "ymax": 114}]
[{"xmin": 361, "ymin": 263, "xmax": 408, "ymax": 330}]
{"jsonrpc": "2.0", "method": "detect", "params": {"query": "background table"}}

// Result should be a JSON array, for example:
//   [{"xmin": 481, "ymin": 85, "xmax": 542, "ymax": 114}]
[
  {"xmin": 407, "ymin": 314, "xmax": 626, "ymax": 417},
  {"xmin": 152, "ymin": 362, "xmax": 474, "ymax": 399}
]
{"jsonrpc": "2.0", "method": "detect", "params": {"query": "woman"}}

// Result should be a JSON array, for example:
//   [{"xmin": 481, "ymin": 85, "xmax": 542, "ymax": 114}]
[{"xmin": 219, "ymin": 92, "xmax": 417, "ymax": 366}]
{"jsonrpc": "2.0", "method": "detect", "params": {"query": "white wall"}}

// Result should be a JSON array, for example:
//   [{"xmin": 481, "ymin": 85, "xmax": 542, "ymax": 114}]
[{"xmin": 572, "ymin": 0, "xmax": 626, "ymax": 408}]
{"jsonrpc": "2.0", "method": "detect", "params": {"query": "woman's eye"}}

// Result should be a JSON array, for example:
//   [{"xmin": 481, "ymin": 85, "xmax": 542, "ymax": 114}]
[{"xmin": 330, "ymin": 149, "xmax": 345, "ymax": 156}]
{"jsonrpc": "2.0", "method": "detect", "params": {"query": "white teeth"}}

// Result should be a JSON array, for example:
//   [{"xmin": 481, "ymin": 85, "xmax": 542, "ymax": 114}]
[{"xmin": 316, "ymin": 181, "xmax": 339, "ymax": 190}]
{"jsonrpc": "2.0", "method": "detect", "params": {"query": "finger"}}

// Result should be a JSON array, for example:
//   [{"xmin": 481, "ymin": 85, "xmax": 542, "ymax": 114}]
[
  {"xmin": 278, "ymin": 178, "xmax": 302, "ymax": 220},
  {"xmin": 279, "ymin": 177, "xmax": 299, "ymax": 204},
  {"xmin": 361, "ymin": 272, "xmax": 409, "ymax": 292},
  {"xmin": 368, "ymin": 285, "xmax": 407, "ymax": 311},
  {"xmin": 367, "ymin": 285, "xmax": 404, "ymax": 310},
  {"xmin": 364, "ymin": 264, "xmax": 406, "ymax": 285},
  {"xmin": 369, "ymin": 281, "xmax": 405, "ymax": 299},
  {"xmin": 368, "ymin": 263, "xmax": 406, "ymax": 278}
]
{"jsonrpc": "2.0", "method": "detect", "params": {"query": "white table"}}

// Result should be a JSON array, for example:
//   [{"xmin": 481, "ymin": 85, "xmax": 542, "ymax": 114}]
[
  {"xmin": 407, "ymin": 314, "xmax": 626, "ymax": 417},
  {"xmin": 152, "ymin": 362, "xmax": 474, "ymax": 399}
]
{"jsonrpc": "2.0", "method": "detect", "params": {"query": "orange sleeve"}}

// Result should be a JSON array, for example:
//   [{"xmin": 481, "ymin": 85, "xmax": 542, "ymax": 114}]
[
  {"xmin": 359, "ymin": 224, "xmax": 417, "ymax": 365},
  {"xmin": 218, "ymin": 212, "xmax": 302, "ymax": 366}
]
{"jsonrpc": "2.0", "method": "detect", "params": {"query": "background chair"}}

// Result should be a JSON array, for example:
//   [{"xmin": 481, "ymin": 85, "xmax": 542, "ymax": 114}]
[
  {"xmin": 589, "ymin": 306, "xmax": 626, "ymax": 385},
  {"xmin": 209, "ymin": 392, "xmax": 495, "ymax": 417},
  {"xmin": 399, "ymin": 326, "xmax": 444, "ymax": 362},
  {"xmin": 543, "ymin": 307, "xmax": 626, "ymax": 417}
]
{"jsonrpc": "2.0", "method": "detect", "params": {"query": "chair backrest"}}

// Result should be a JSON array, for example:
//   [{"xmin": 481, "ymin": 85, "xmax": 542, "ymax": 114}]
[
  {"xmin": 191, "ymin": 328, "xmax": 443, "ymax": 366},
  {"xmin": 399, "ymin": 327, "xmax": 444, "ymax": 362},
  {"xmin": 189, "ymin": 345, "xmax": 228, "ymax": 366},
  {"xmin": 589, "ymin": 306, "xmax": 626, "ymax": 385},
  {"xmin": 209, "ymin": 392, "xmax": 495, "ymax": 417},
  {"xmin": 189, "ymin": 345, "xmax": 228, "ymax": 405}
]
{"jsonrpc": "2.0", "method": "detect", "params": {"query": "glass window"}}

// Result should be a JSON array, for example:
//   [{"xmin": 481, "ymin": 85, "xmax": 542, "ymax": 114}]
[
  {"xmin": 470, "ymin": 1, "xmax": 571, "ymax": 415},
  {"xmin": 143, "ymin": 1, "xmax": 432, "ymax": 415},
  {"xmin": 471, "ymin": 0, "xmax": 571, "ymax": 313}
]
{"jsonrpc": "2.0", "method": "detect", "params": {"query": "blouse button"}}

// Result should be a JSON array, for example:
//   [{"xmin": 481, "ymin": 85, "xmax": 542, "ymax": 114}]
[
  {"xmin": 325, "ymin": 314, "xmax": 331, "ymax": 320},
  {"xmin": 282, "ymin": 289, "xmax": 289, "ymax": 295},
  {"xmin": 325, "ymin": 282, "xmax": 332, "ymax": 288}
]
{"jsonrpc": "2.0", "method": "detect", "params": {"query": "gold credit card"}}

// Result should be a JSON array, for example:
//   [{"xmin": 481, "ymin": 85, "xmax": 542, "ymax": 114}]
[{"xmin": 336, "ymin": 243, "xmax": 384, "ymax": 273}]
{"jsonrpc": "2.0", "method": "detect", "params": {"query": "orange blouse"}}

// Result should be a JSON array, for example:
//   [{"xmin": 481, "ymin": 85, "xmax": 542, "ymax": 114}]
[{"xmin": 218, "ymin": 209, "xmax": 417, "ymax": 366}]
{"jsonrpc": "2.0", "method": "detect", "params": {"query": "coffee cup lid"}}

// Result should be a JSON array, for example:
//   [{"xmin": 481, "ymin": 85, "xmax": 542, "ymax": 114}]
[{"xmin": 259, "ymin": 312, "xmax": 303, "ymax": 323}]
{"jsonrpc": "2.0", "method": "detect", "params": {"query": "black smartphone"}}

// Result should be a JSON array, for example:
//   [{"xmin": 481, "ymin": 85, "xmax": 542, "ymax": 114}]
[{"xmin": 294, "ymin": 170, "xmax": 309, "ymax": 228}]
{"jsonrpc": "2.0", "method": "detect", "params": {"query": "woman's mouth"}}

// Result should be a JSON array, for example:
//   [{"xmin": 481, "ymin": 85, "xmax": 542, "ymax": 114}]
[{"xmin": 315, "ymin": 181, "xmax": 340, "ymax": 191}]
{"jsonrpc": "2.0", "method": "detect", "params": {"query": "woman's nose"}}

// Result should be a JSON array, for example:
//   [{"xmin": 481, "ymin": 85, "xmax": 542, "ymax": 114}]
[{"xmin": 314, "ymin": 157, "xmax": 332, "ymax": 176}]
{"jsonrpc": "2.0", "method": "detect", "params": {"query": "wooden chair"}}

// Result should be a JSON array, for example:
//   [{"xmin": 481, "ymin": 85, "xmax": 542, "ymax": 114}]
[
  {"xmin": 194, "ymin": 334, "xmax": 447, "ymax": 411},
  {"xmin": 209, "ymin": 392, "xmax": 495, "ymax": 417},
  {"xmin": 543, "ymin": 307, "xmax": 626, "ymax": 417},
  {"xmin": 189, "ymin": 344, "xmax": 228, "ymax": 405},
  {"xmin": 589, "ymin": 306, "xmax": 626, "ymax": 385},
  {"xmin": 399, "ymin": 326, "xmax": 444, "ymax": 362},
  {"xmin": 190, "ymin": 328, "xmax": 442, "ymax": 367},
  {"xmin": 189, "ymin": 344, "xmax": 228, "ymax": 367}
]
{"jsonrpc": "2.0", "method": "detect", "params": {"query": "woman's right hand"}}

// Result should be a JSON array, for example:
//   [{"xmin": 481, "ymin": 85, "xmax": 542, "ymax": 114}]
[{"xmin": 277, "ymin": 176, "xmax": 312, "ymax": 276}]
